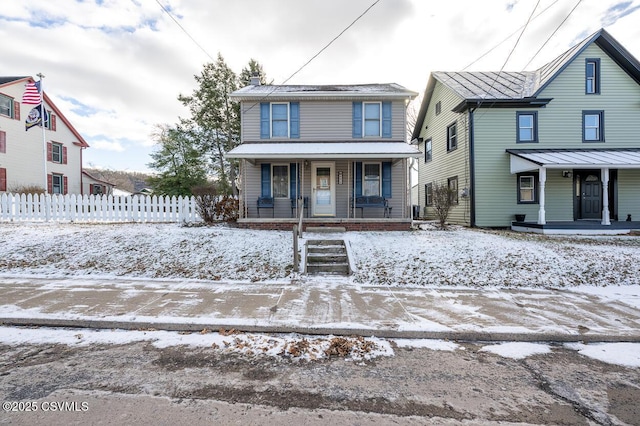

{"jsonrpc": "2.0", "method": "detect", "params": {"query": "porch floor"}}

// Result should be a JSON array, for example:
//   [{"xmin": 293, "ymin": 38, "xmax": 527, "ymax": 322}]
[
  {"xmin": 511, "ymin": 220, "xmax": 640, "ymax": 235},
  {"xmin": 236, "ymin": 218, "xmax": 412, "ymax": 231}
]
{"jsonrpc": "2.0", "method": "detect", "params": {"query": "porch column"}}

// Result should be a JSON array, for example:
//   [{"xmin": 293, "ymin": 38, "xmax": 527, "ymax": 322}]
[
  {"xmin": 537, "ymin": 167, "xmax": 546, "ymax": 225},
  {"xmin": 601, "ymin": 168, "xmax": 610, "ymax": 225}
]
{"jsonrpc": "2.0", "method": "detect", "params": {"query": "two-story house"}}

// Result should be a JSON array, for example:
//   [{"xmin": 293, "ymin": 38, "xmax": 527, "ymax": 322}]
[
  {"xmin": 0, "ymin": 76, "xmax": 90, "ymax": 194},
  {"xmin": 227, "ymin": 80, "xmax": 421, "ymax": 230},
  {"xmin": 412, "ymin": 29, "xmax": 640, "ymax": 233}
]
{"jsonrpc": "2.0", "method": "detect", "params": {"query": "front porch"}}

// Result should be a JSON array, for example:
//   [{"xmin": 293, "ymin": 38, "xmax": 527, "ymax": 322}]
[
  {"xmin": 235, "ymin": 217, "xmax": 413, "ymax": 231},
  {"xmin": 512, "ymin": 220, "xmax": 640, "ymax": 235}
]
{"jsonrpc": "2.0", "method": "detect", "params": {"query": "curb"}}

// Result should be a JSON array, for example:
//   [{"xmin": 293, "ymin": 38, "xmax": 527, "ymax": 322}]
[{"xmin": 3, "ymin": 318, "xmax": 640, "ymax": 343}]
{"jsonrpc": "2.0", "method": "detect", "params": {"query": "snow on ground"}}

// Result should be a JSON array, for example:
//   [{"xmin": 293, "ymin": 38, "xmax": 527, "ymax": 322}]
[
  {"xmin": 565, "ymin": 342, "xmax": 640, "ymax": 368},
  {"xmin": 479, "ymin": 342, "xmax": 552, "ymax": 359},
  {"xmin": 0, "ymin": 222, "xmax": 638, "ymax": 287}
]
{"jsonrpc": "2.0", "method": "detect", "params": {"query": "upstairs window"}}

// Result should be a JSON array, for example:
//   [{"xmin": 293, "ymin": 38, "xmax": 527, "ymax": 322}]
[
  {"xmin": 585, "ymin": 59, "xmax": 600, "ymax": 94},
  {"xmin": 517, "ymin": 112, "xmax": 538, "ymax": 143},
  {"xmin": 447, "ymin": 122, "xmax": 457, "ymax": 152},
  {"xmin": 435, "ymin": 101, "xmax": 442, "ymax": 116},
  {"xmin": 260, "ymin": 102, "xmax": 299, "ymax": 139},
  {"xmin": 364, "ymin": 102, "xmax": 381, "ymax": 137},
  {"xmin": 424, "ymin": 138, "xmax": 432, "ymax": 162},
  {"xmin": 352, "ymin": 102, "xmax": 392, "ymax": 138},
  {"xmin": 583, "ymin": 111, "xmax": 604, "ymax": 142},
  {"xmin": 0, "ymin": 94, "xmax": 15, "ymax": 118}
]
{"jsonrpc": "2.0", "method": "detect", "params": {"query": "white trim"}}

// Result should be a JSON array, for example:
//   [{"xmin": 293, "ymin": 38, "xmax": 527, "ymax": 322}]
[{"xmin": 227, "ymin": 142, "xmax": 422, "ymax": 159}]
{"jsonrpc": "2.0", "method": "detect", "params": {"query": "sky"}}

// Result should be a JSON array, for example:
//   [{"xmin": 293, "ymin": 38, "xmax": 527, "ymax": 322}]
[{"xmin": 1, "ymin": 0, "xmax": 640, "ymax": 173}]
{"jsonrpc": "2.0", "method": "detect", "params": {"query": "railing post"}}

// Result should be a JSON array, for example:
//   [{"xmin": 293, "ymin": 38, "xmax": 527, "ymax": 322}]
[{"xmin": 293, "ymin": 224, "xmax": 299, "ymax": 272}]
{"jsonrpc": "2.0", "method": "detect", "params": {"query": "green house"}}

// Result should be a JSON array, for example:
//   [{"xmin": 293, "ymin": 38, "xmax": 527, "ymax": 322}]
[{"xmin": 412, "ymin": 29, "xmax": 640, "ymax": 233}]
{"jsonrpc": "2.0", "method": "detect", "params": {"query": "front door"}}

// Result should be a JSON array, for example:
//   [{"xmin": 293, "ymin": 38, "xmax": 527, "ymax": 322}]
[
  {"xmin": 311, "ymin": 162, "xmax": 335, "ymax": 216},
  {"xmin": 581, "ymin": 172, "xmax": 601, "ymax": 219}
]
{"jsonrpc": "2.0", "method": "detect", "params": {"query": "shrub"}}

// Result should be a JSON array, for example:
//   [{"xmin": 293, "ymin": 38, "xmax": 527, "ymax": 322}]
[
  {"xmin": 214, "ymin": 195, "xmax": 239, "ymax": 222},
  {"xmin": 432, "ymin": 181, "xmax": 457, "ymax": 228},
  {"xmin": 191, "ymin": 184, "xmax": 218, "ymax": 224}
]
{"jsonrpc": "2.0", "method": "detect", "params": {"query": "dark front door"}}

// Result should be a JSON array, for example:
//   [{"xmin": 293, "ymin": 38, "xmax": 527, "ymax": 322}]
[{"xmin": 581, "ymin": 173, "xmax": 601, "ymax": 219}]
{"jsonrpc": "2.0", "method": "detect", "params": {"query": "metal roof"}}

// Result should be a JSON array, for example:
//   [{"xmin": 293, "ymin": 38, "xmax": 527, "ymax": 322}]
[
  {"xmin": 231, "ymin": 83, "xmax": 418, "ymax": 100},
  {"xmin": 227, "ymin": 141, "xmax": 422, "ymax": 160},
  {"xmin": 507, "ymin": 148, "xmax": 640, "ymax": 173}
]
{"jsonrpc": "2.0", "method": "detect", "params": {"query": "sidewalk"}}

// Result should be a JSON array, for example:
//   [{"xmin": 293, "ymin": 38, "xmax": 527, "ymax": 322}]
[{"xmin": 1, "ymin": 276, "xmax": 640, "ymax": 342}]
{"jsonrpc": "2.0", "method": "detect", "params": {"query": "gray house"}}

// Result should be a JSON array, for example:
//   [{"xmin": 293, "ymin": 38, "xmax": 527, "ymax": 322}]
[
  {"xmin": 412, "ymin": 29, "xmax": 640, "ymax": 233},
  {"xmin": 227, "ymin": 81, "xmax": 421, "ymax": 231}
]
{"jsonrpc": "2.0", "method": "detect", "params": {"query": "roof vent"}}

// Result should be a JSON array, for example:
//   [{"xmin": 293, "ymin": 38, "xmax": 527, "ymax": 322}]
[{"xmin": 250, "ymin": 72, "xmax": 261, "ymax": 86}]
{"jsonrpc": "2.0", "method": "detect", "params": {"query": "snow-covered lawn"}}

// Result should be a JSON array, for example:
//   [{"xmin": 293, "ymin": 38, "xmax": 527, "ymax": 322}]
[{"xmin": 0, "ymin": 222, "xmax": 638, "ymax": 287}]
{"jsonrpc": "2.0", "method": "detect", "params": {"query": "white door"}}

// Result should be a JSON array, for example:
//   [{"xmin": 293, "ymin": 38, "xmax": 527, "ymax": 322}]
[{"xmin": 311, "ymin": 162, "xmax": 335, "ymax": 216}]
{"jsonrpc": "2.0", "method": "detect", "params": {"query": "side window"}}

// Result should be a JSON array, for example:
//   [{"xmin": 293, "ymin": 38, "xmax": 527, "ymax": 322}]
[
  {"xmin": 585, "ymin": 58, "xmax": 600, "ymax": 94},
  {"xmin": 448, "ymin": 176, "xmax": 458, "ymax": 204},
  {"xmin": 447, "ymin": 122, "xmax": 457, "ymax": 152},
  {"xmin": 583, "ymin": 111, "xmax": 604, "ymax": 142},
  {"xmin": 425, "ymin": 182, "xmax": 433, "ymax": 206},
  {"xmin": 516, "ymin": 112, "xmax": 538, "ymax": 143},
  {"xmin": 517, "ymin": 173, "xmax": 539, "ymax": 204},
  {"xmin": 424, "ymin": 139, "xmax": 432, "ymax": 162}
]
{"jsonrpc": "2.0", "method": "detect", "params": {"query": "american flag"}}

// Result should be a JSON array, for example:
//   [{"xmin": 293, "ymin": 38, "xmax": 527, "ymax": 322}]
[{"xmin": 22, "ymin": 81, "xmax": 42, "ymax": 105}]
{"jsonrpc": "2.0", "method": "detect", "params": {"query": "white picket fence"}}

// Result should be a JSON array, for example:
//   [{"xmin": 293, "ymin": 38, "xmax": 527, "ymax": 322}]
[{"xmin": 0, "ymin": 193, "xmax": 201, "ymax": 223}]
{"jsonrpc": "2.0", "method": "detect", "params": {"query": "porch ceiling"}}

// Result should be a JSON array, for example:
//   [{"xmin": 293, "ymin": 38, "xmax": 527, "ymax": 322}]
[
  {"xmin": 507, "ymin": 148, "xmax": 640, "ymax": 173},
  {"xmin": 227, "ymin": 141, "xmax": 422, "ymax": 160}
]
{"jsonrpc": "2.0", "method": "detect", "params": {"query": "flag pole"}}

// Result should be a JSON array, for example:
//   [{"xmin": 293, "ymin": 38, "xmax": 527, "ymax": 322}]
[{"xmin": 37, "ymin": 73, "xmax": 47, "ymax": 194}]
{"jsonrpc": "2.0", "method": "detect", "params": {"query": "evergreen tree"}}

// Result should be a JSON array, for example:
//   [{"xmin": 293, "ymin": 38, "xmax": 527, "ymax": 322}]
[{"xmin": 147, "ymin": 122, "xmax": 208, "ymax": 196}]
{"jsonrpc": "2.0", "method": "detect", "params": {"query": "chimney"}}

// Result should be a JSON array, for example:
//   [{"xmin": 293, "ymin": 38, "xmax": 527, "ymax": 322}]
[{"xmin": 250, "ymin": 72, "xmax": 261, "ymax": 86}]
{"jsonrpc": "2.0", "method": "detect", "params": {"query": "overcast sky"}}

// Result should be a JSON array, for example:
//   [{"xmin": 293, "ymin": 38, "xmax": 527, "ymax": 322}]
[{"xmin": 2, "ymin": 0, "xmax": 639, "ymax": 173}]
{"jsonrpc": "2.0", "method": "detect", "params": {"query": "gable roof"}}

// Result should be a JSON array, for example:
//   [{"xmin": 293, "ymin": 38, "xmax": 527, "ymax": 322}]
[
  {"xmin": 0, "ymin": 76, "xmax": 90, "ymax": 148},
  {"xmin": 411, "ymin": 28, "xmax": 640, "ymax": 141},
  {"xmin": 231, "ymin": 83, "xmax": 418, "ymax": 101}
]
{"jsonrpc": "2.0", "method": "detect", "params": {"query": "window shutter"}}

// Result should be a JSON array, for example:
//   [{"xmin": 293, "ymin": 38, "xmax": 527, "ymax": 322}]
[
  {"xmin": 47, "ymin": 174, "xmax": 53, "ymax": 193},
  {"xmin": 62, "ymin": 146, "xmax": 67, "ymax": 164},
  {"xmin": 90, "ymin": 184, "xmax": 94, "ymax": 194},
  {"xmin": 289, "ymin": 102, "xmax": 299, "ymax": 138},
  {"xmin": 382, "ymin": 102, "xmax": 392, "ymax": 138},
  {"xmin": 260, "ymin": 103, "xmax": 270, "ymax": 139},
  {"xmin": 352, "ymin": 102, "xmax": 363, "ymax": 138},
  {"xmin": 289, "ymin": 163, "xmax": 298, "ymax": 198},
  {"xmin": 0, "ymin": 168, "xmax": 6, "ymax": 192},
  {"xmin": 51, "ymin": 114, "xmax": 57, "ymax": 131},
  {"xmin": 63, "ymin": 176, "xmax": 68, "ymax": 195},
  {"xmin": 0, "ymin": 131, "xmax": 6, "ymax": 153},
  {"xmin": 261, "ymin": 163, "xmax": 271, "ymax": 197},
  {"xmin": 13, "ymin": 101, "xmax": 20, "ymax": 120},
  {"xmin": 355, "ymin": 162, "xmax": 362, "ymax": 196},
  {"xmin": 47, "ymin": 142, "xmax": 53, "ymax": 162},
  {"xmin": 382, "ymin": 161, "xmax": 392, "ymax": 198}
]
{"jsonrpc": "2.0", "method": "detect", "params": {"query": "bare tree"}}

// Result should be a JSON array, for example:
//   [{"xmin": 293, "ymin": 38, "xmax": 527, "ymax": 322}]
[{"xmin": 432, "ymin": 181, "xmax": 456, "ymax": 228}]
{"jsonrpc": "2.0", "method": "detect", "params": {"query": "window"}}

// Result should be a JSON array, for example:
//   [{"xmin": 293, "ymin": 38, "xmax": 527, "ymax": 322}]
[
  {"xmin": 516, "ymin": 112, "xmax": 538, "ymax": 143},
  {"xmin": 51, "ymin": 174, "xmax": 64, "ymax": 194},
  {"xmin": 272, "ymin": 164, "xmax": 289, "ymax": 198},
  {"xmin": 363, "ymin": 163, "xmax": 381, "ymax": 196},
  {"xmin": 517, "ymin": 172, "xmax": 538, "ymax": 204},
  {"xmin": 425, "ymin": 183, "xmax": 433, "ymax": 206},
  {"xmin": 424, "ymin": 139, "xmax": 432, "ymax": 162},
  {"xmin": 586, "ymin": 58, "xmax": 600, "ymax": 94},
  {"xmin": 364, "ymin": 102, "xmax": 381, "ymax": 137},
  {"xmin": 0, "ymin": 95, "xmax": 13, "ymax": 118},
  {"xmin": 271, "ymin": 103, "xmax": 289, "ymax": 138},
  {"xmin": 448, "ymin": 176, "xmax": 458, "ymax": 204},
  {"xmin": 435, "ymin": 101, "xmax": 441, "ymax": 116},
  {"xmin": 447, "ymin": 122, "xmax": 457, "ymax": 152},
  {"xmin": 583, "ymin": 111, "xmax": 604, "ymax": 142},
  {"xmin": 260, "ymin": 102, "xmax": 299, "ymax": 139},
  {"xmin": 52, "ymin": 143, "xmax": 63, "ymax": 163},
  {"xmin": 90, "ymin": 184, "xmax": 104, "ymax": 195}
]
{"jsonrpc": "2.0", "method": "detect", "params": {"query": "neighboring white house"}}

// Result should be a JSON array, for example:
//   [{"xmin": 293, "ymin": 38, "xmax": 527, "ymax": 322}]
[{"xmin": 0, "ymin": 76, "xmax": 90, "ymax": 194}]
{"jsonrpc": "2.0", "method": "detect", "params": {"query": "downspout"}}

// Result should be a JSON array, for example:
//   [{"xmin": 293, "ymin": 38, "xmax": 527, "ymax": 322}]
[{"xmin": 468, "ymin": 106, "xmax": 477, "ymax": 227}]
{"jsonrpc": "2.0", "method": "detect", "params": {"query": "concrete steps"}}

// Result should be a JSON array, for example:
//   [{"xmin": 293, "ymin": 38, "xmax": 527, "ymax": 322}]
[{"xmin": 305, "ymin": 239, "xmax": 350, "ymax": 276}]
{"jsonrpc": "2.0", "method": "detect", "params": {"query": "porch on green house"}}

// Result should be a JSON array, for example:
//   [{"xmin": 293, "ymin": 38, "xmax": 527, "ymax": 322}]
[
  {"xmin": 507, "ymin": 148, "xmax": 640, "ymax": 235},
  {"xmin": 227, "ymin": 142, "xmax": 422, "ymax": 231}
]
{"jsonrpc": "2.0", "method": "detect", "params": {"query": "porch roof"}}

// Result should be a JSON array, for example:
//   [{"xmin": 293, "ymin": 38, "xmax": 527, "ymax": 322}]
[
  {"xmin": 507, "ymin": 148, "xmax": 640, "ymax": 174},
  {"xmin": 227, "ymin": 141, "xmax": 422, "ymax": 160}
]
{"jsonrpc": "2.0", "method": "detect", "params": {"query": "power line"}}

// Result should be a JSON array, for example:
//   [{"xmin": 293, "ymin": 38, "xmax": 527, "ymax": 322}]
[{"xmin": 522, "ymin": 0, "xmax": 584, "ymax": 70}]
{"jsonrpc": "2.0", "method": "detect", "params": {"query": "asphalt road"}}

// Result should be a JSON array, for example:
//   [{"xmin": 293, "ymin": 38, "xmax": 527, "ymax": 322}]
[{"xmin": 1, "ymin": 337, "xmax": 639, "ymax": 425}]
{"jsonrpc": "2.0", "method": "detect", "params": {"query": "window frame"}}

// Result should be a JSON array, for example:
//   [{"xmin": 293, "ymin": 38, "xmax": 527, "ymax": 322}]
[
  {"xmin": 51, "ymin": 142, "xmax": 63, "ymax": 163},
  {"xmin": 583, "ymin": 110, "xmax": 605, "ymax": 142},
  {"xmin": 0, "ymin": 94, "xmax": 13, "ymax": 118},
  {"xmin": 271, "ymin": 164, "xmax": 290, "ymax": 199},
  {"xmin": 516, "ymin": 111, "xmax": 538, "ymax": 143},
  {"xmin": 446, "ymin": 122, "xmax": 457, "ymax": 152},
  {"xmin": 363, "ymin": 101, "xmax": 382, "ymax": 137},
  {"xmin": 270, "ymin": 102, "xmax": 290, "ymax": 138},
  {"xmin": 424, "ymin": 138, "xmax": 432, "ymax": 163},
  {"xmin": 425, "ymin": 182, "xmax": 433, "ymax": 206},
  {"xmin": 585, "ymin": 58, "xmax": 600, "ymax": 95},
  {"xmin": 362, "ymin": 162, "xmax": 381, "ymax": 196},
  {"xmin": 448, "ymin": 176, "xmax": 458, "ymax": 205},
  {"xmin": 51, "ymin": 173, "xmax": 64, "ymax": 194},
  {"xmin": 517, "ymin": 172, "xmax": 539, "ymax": 204}
]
